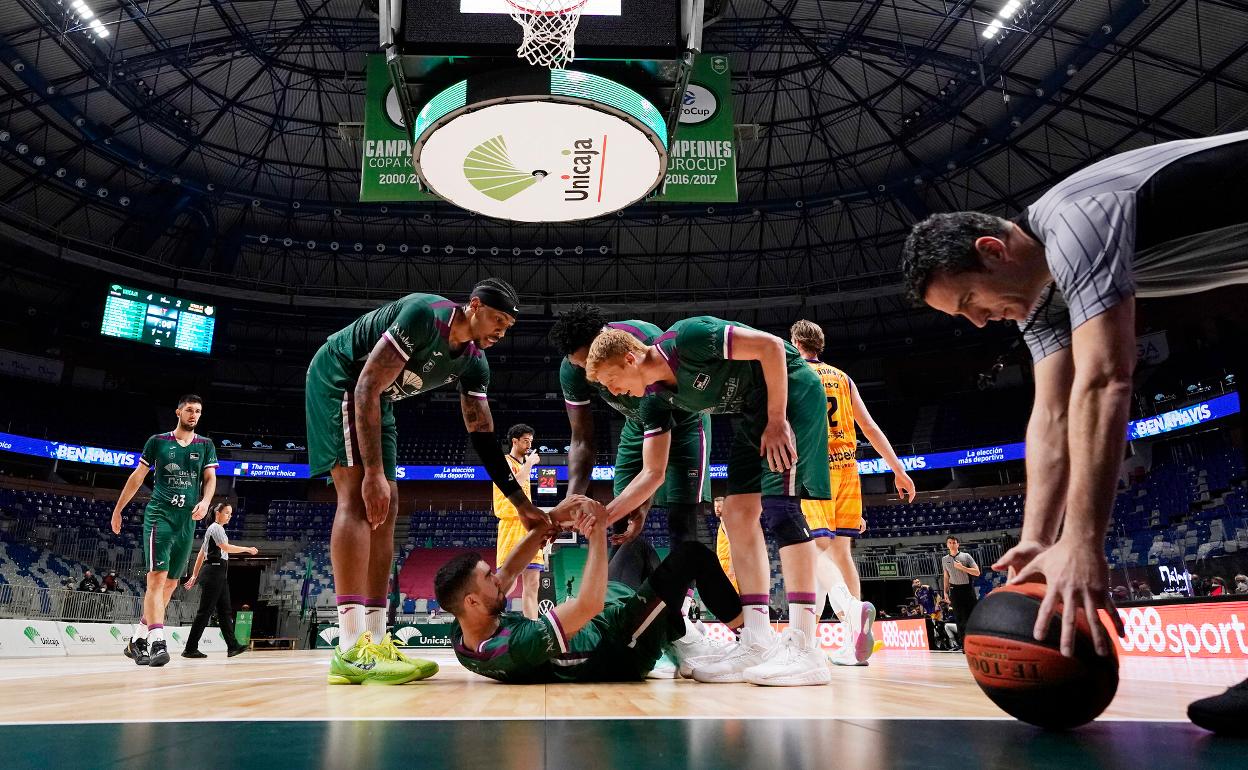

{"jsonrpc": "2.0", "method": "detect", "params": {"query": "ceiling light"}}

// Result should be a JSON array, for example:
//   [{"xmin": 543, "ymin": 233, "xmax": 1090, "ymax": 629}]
[
  {"xmin": 998, "ymin": 1, "xmax": 1022, "ymax": 19},
  {"xmin": 983, "ymin": 19, "xmax": 1004, "ymax": 38}
]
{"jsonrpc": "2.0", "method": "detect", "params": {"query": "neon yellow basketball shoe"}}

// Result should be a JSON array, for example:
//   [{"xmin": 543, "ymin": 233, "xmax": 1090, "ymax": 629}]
[
  {"xmin": 377, "ymin": 633, "xmax": 439, "ymax": 681},
  {"xmin": 327, "ymin": 632, "xmax": 424, "ymax": 685}
]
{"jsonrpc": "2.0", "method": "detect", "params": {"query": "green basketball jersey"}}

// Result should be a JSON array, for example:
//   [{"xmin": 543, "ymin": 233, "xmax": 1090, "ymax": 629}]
[
  {"xmin": 139, "ymin": 433, "xmax": 218, "ymax": 515},
  {"xmin": 322, "ymin": 293, "xmax": 490, "ymax": 401},
  {"xmin": 452, "ymin": 583, "xmax": 655, "ymax": 683},
  {"xmin": 560, "ymin": 320, "xmax": 663, "ymax": 421},
  {"xmin": 641, "ymin": 316, "xmax": 807, "ymax": 432}
]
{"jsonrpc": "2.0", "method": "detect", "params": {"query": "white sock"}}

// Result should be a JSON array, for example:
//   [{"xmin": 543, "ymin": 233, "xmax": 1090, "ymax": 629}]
[
  {"xmin": 338, "ymin": 603, "xmax": 366, "ymax": 650},
  {"xmin": 834, "ymin": 584, "xmax": 858, "ymax": 614},
  {"xmin": 741, "ymin": 594, "xmax": 773, "ymax": 641},
  {"xmin": 788, "ymin": 593, "xmax": 818, "ymax": 648},
  {"xmin": 148, "ymin": 626, "xmax": 165, "ymax": 643},
  {"xmin": 365, "ymin": 603, "xmax": 387, "ymax": 639},
  {"xmin": 681, "ymin": 591, "xmax": 695, "ymax": 618},
  {"xmin": 817, "ymin": 554, "xmax": 850, "ymax": 618},
  {"xmin": 134, "ymin": 621, "xmax": 148, "ymax": 642}
]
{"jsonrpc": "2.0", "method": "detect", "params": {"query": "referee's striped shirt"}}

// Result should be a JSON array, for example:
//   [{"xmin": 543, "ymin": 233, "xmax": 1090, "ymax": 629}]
[{"xmin": 1018, "ymin": 130, "xmax": 1248, "ymax": 361}]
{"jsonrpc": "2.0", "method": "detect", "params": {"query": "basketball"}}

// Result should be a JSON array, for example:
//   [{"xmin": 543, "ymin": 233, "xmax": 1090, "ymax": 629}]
[{"xmin": 963, "ymin": 582, "xmax": 1119, "ymax": 729}]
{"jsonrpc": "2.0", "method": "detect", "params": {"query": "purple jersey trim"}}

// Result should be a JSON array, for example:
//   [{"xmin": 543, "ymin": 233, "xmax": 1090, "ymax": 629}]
[
  {"xmin": 381, "ymin": 331, "xmax": 410, "ymax": 361},
  {"xmin": 454, "ymin": 625, "xmax": 513, "ymax": 660},
  {"xmin": 607, "ymin": 322, "xmax": 649, "ymax": 342}
]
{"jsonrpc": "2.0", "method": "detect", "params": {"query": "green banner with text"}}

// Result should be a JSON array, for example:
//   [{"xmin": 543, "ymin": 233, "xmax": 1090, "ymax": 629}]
[
  {"xmin": 653, "ymin": 53, "xmax": 738, "ymax": 203},
  {"xmin": 359, "ymin": 55, "xmax": 437, "ymax": 203}
]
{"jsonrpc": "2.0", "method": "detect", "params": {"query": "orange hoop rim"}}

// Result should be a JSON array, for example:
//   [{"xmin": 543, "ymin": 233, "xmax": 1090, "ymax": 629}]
[{"xmin": 504, "ymin": 0, "xmax": 589, "ymax": 17}]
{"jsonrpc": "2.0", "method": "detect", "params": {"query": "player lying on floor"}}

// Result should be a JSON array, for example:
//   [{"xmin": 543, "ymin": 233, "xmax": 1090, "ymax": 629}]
[{"xmin": 435, "ymin": 506, "xmax": 740, "ymax": 683}]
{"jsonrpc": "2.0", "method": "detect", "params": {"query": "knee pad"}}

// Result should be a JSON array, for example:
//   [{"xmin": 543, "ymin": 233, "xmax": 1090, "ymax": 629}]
[{"xmin": 761, "ymin": 495, "xmax": 812, "ymax": 549}]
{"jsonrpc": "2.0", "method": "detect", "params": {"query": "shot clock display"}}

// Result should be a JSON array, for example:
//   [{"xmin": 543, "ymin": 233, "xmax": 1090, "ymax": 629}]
[
  {"xmin": 100, "ymin": 284, "xmax": 217, "ymax": 354},
  {"xmin": 536, "ymin": 467, "xmax": 559, "ymax": 495}
]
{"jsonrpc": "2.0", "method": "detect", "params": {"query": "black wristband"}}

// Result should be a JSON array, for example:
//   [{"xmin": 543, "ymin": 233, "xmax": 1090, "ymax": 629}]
[{"xmin": 471, "ymin": 431, "xmax": 524, "ymax": 499}]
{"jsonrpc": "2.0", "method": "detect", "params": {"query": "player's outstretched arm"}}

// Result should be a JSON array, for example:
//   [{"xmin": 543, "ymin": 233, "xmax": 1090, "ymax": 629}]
[
  {"xmin": 565, "ymin": 404, "xmax": 596, "ymax": 495},
  {"xmin": 848, "ymin": 378, "xmax": 916, "ymax": 502},
  {"xmin": 496, "ymin": 520, "xmax": 559, "ymax": 590},
  {"xmin": 110, "ymin": 462, "xmax": 150, "ymax": 534},
  {"xmin": 462, "ymin": 394, "xmax": 549, "ymax": 529},
  {"xmin": 605, "ymin": 430, "xmax": 671, "ymax": 525},
  {"xmin": 549, "ymin": 510, "xmax": 609, "ymax": 637}
]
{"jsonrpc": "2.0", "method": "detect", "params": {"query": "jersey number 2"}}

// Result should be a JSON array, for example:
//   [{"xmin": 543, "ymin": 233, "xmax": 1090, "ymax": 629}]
[{"xmin": 826, "ymin": 396, "xmax": 839, "ymax": 429}]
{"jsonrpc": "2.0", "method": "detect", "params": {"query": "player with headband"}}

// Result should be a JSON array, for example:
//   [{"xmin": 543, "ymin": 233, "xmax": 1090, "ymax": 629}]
[{"xmin": 305, "ymin": 278, "xmax": 600, "ymax": 685}]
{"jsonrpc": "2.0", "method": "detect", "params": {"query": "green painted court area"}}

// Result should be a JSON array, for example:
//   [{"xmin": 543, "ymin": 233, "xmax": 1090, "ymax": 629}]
[{"xmin": 3, "ymin": 719, "xmax": 1241, "ymax": 769}]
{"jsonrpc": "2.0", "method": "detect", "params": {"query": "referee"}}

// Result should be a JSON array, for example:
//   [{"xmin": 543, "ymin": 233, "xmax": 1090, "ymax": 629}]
[
  {"xmin": 182, "ymin": 502, "xmax": 257, "ymax": 658},
  {"xmin": 940, "ymin": 536, "xmax": 979, "ymax": 650},
  {"xmin": 902, "ymin": 130, "xmax": 1248, "ymax": 733}
]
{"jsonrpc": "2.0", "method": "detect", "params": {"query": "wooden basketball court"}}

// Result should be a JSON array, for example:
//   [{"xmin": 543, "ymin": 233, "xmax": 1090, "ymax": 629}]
[{"xmin": 1, "ymin": 649, "xmax": 1241, "ymax": 767}]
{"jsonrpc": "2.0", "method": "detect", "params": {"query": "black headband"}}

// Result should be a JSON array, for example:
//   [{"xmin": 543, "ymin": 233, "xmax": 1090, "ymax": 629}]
[{"xmin": 472, "ymin": 285, "xmax": 520, "ymax": 317}]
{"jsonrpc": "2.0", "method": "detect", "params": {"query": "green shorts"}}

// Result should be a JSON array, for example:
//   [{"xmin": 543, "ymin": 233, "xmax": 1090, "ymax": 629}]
[
  {"xmin": 143, "ymin": 509, "xmax": 194, "ymax": 578},
  {"xmin": 725, "ymin": 363, "xmax": 831, "ymax": 499},
  {"xmin": 305, "ymin": 343, "xmax": 398, "ymax": 481},
  {"xmin": 613, "ymin": 413, "xmax": 711, "ymax": 506},
  {"xmin": 575, "ymin": 582, "xmax": 673, "ymax": 681}
]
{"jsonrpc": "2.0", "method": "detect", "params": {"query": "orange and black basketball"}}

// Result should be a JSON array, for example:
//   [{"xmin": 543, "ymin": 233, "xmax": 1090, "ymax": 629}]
[{"xmin": 964, "ymin": 582, "xmax": 1119, "ymax": 729}]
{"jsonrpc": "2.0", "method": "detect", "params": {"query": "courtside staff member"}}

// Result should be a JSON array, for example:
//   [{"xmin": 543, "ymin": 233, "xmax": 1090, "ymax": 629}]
[{"xmin": 183, "ymin": 503, "xmax": 256, "ymax": 658}]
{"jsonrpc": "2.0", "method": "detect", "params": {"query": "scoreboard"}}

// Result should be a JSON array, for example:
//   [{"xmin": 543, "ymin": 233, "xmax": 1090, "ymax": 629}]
[
  {"xmin": 100, "ymin": 284, "xmax": 217, "ymax": 354},
  {"xmin": 536, "ymin": 467, "xmax": 559, "ymax": 495}
]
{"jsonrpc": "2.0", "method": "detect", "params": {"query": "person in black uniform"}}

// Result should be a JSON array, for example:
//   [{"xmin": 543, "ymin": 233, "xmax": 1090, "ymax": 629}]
[{"xmin": 182, "ymin": 503, "xmax": 257, "ymax": 658}]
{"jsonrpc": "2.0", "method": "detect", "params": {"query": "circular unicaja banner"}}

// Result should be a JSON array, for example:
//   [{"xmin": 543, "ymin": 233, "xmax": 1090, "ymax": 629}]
[{"xmin": 418, "ymin": 102, "xmax": 666, "ymax": 222}]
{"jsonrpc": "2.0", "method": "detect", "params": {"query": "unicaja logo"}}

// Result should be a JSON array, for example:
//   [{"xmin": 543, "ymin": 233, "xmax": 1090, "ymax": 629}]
[
  {"xmin": 463, "ymin": 136, "xmax": 542, "ymax": 202},
  {"xmin": 561, "ymin": 138, "xmax": 601, "ymax": 202},
  {"xmin": 23, "ymin": 626, "xmax": 59, "ymax": 646}
]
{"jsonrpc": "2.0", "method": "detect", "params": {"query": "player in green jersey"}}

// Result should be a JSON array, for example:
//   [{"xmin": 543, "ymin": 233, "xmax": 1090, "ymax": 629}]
[
  {"xmin": 437, "ymin": 502, "xmax": 737, "ymax": 684},
  {"xmin": 111, "ymin": 394, "xmax": 218, "ymax": 668},
  {"xmin": 306, "ymin": 279, "xmax": 590, "ymax": 684},
  {"xmin": 586, "ymin": 316, "xmax": 832, "ymax": 687},
  {"xmin": 550, "ymin": 304, "xmax": 712, "ymax": 547}
]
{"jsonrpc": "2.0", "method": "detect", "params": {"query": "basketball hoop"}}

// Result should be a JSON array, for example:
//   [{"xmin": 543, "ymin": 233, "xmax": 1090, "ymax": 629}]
[{"xmin": 505, "ymin": 0, "xmax": 588, "ymax": 69}]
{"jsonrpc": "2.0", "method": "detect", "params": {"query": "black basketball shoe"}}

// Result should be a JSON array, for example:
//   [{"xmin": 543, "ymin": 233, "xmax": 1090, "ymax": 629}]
[
  {"xmin": 123, "ymin": 638, "xmax": 136, "ymax": 660},
  {"xmin": 1189, "ymin": 676, "xmax": 1248, "ymax": 736},
  {"xmin": 132, "ymin": 637, "xmax": 150, "ymax": 666},
  {"xmin": 147, "ymin": 640, "xmax": 170, "ymax": 667}
]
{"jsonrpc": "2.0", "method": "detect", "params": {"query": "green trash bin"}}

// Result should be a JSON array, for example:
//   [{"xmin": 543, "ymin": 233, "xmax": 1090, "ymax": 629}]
[{"xmin": 235, "ymin": 610, "xmax": 253, "ymax": 647}]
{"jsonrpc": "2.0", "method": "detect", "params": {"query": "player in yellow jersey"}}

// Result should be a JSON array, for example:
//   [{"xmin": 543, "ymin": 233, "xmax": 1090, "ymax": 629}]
[
  {"xmin": 493, "ymin": 423, "xmax": 544, "ymax": 618},
  {"xmin": 712, "ymin": 496, "xmax": 738, "ymax": 590},
  {"xmin": 790, "ymin": 321, "xmax": 916, "ymax": 665}
]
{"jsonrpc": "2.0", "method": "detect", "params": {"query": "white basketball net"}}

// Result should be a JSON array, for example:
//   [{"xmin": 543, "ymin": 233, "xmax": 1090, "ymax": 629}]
[{"xmin": 505, "ymin": 0, "xmax": 587, "ymax": 69}]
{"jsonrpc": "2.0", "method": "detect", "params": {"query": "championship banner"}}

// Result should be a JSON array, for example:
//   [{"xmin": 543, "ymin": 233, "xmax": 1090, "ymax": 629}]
[
  {"xmin": 59, "ymin": 622, "xmax": 128, "ymax": 656},
  {"xmin": 0, "ymin": 619, "xmax": 67, "ymax": 658},
  {"xmin": 1103, "ymin": 600, "xmax": 1248, "ymax": 660},
  {"xmin": 359, "ymin": 54, "xmax": 438, "ymax": 203},
  {"xmin": 703, "ymin": 619, "xmax": 929, "ymax": 652},
  {"xmin": 652, "ymin": 53, "xmax": 738, "ymax": 203}
]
